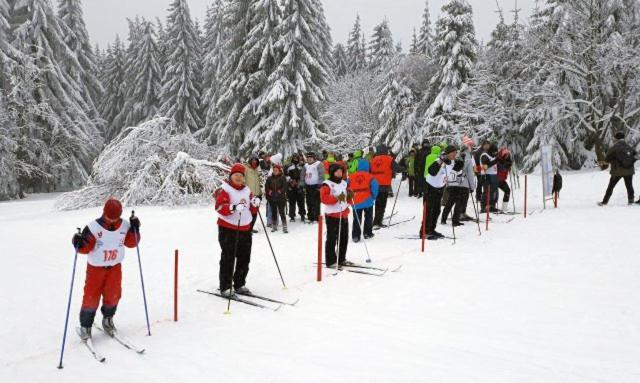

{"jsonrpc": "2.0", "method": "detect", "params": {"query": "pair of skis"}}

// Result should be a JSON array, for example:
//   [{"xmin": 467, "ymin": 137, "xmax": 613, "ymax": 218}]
[
  {"xmin": 76, "ymin": 326, "xmax": 145, "ymax": 363},
  {"xmin": 316, "ymin": 262, "xmax": 402, "ymax": 276},
  {"xmin": 373, "ymin": 216, "xmax": 416, "ymax": 231},
  {"xmin": 197, "ymin": 289, "xmax": 299, "ymax": 311}
]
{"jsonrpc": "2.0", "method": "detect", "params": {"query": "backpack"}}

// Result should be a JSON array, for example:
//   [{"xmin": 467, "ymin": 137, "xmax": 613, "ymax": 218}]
[{"xmin": 617, "ymin": 144, "xmax": 637, "ymax": 169}]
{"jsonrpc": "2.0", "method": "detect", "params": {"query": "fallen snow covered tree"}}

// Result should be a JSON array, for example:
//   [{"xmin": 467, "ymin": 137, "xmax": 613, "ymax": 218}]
[{"xmin": 55, "ymin": 118, "xmax": 228, "ymax": 210}]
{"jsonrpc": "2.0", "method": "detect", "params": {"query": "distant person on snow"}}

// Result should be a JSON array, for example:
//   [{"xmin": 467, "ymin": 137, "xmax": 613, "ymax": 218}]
[
  {"xmin": 441, "ymin": 147, "xmax": 476, "ymax": 226},
  {"xmin": 421, "ymin": 145, "xmax": 458, "ymax": 240},
  {"xmin": 371, "ymin": 145, "xmax": 400, "ymax": 228},
  {"xmin": 302, "ymin": 152, "xmax": 324, "ymax": 222},
  {"xmin": 214, "ymin": 164, "xmax": 260, "ymax": 297},
  {"xmin": 265, "ymin": 164, "xmax": 288, "ymax": 233},
  {"xmin": 321, "ymin": 163, "xmax": 354, "ymax": 268},
  {"xmin": 286, "ymin": 153, "xmax": 306, "ymax": 222},
  {"xmin": 71, "ymin": 198, "xmax": 141, "ymax": 340},
  {"xmin": 348, "ymin": 159, "xmax": 379, "ymax": 242},
  {"xmin": 599, "ymin": 131, "xmax": 637, "ymax": 206},
  {"xmin": 496, "ymin": 147, "xmax": 513, "ymax": 212}
]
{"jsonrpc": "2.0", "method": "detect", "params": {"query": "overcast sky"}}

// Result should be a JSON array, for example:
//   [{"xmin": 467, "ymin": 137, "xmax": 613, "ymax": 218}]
[{"xmin": 84, "ymin": 0, "xmax": 537, "ymax": 50}]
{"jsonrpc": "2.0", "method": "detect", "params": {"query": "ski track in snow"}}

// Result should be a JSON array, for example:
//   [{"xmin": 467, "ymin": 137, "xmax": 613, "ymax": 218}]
[{"xmin": 1, "ymin": 170, "xmax": 639, "ymax": 382}]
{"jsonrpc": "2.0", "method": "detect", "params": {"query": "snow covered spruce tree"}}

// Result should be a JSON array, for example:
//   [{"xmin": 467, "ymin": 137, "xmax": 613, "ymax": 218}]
[
  {"xmin": 159, "ymin": 0, "xmax": 203, "ymax": 132},
  {"xmin": 7, "ymin": 0, "xmax": 103, "ymax": 192},
  {"xmin": 117, "ymin": 20, "xmax": 162, "ymax": 128},
  {"xmin": 422, "ymin": 0, "xmax": 477, "ymax": 140},
  {"xmin": 368, "ymin": 19, "xmax": 395, "ymax": 72},
  {"xmin": 57, "ymin": 0, "xmax": 103, "ymax": 128},
  {"xmin": 346, "ymin": 14, "xmax": 367, "ymax": 73},
  {"xmin": 199, "ymin": 0, "xmax": 227, "ymax": 145},
  {"xmin": 100, "ymin": 36, "xmax": 127, "ymax": 142},
  {"xmin": 240, "ymin": 0, "xmax": 333, "ymax": 155},
  {"xmin": 332, "ymin": 43, "xmax": 348, "ymax": 78},
  {"xmin": 416, "ymin": 0, "xmax": 434, "ymax": 57}
]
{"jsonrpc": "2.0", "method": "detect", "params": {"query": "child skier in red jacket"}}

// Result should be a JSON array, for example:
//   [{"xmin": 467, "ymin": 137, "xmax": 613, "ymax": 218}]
[{"xmin": 71, "ymin": 198, "xmax": 141, "ymax": 340}]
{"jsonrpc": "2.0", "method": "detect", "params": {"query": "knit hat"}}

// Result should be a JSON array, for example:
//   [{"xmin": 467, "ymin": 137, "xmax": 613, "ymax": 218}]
[
  {"xmin": 444, "ymin": 145, "xmax": 459, "ymax": 155},
  {"xmin": 272, "ymin": 164, "xmax": 283, "ymax": 173},
  {"xmin": 230, "ymin": 163, "xmax": 245, "ymax": 177},
  {"xmin": 614, "ymin": 131, "xmax": 625, "ymax": 140},
  {"xmin": 103, "ymin": 198, "xmax": 123, "ymax": 220}
]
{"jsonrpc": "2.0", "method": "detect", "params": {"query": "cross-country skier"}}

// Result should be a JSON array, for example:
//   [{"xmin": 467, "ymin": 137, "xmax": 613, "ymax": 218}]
[
  {"xmin": 480, "ymin": 144, "xmax": 499, "ymax": 213},
  {"xmin": 321, "ymin": 163, "xmax": 354, "ymax": 268},
  {"xmin": 286, "ymin": 153, "xmax": 306, "ymax": 222},
  {"xmin": 265, "ymin": 164, "xmax": 288, "ymax": 233},
  {"xmin": 214, "ymin": 163, "xmax": 260, "ymax": 297},
  {"xmin": 371, "ymin": 145, "xmax": 399, "ymax": 228},
  {"xmin": 420, "ymin": 145, "xmax": 458, "ymax": 240},
  {"xmin": 71, "ymin": 198, "xmax": 141, "ymax": 340},
  {"xmin": 441, "ymin": 148, "xmax": 476, "ymax": 226},
  {"xmin": 348, "ymin": 159, "xmax": 379, "ymax": 242},
  {"xmin": 496, "ymin": 147, "xmax": 513, "ymax": 211},
  {"xmin": 302, "ymin": 152, "xmax": 324, "ymax": 222}
]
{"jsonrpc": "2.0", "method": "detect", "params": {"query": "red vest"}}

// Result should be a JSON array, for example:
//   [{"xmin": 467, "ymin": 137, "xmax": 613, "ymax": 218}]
[
  {"xmin": 370, "ymin": 155, "xmax": 393, "ymax": 186},
  {"xmin": 348, "ymin": 171, "xmax": 373, "ymax": 205}
]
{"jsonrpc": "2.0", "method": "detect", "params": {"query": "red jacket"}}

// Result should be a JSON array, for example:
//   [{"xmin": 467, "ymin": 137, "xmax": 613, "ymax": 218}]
[
  {"xmin": 320, "ymin": 184, "xmax": 351, "ymax": 218},
  {"xmin": 77, "ymin": 218, "xmax": 140, "ymax": 254},
  {"xmin": 215, "ymin": 181, "xmax": 258, "ymax": 231}
]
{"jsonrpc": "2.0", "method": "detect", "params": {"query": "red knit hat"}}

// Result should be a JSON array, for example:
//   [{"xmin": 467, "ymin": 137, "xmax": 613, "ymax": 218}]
[
  {"xmin": 103, "ymin": 198, "xmax": 123, "ymax": 220},
  {"xmin": 229, "ymin": 163, "xmax": 246, "ymax": 177}
]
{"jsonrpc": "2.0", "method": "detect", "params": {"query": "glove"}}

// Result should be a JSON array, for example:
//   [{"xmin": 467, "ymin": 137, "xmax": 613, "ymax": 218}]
[
  {"xmin": 72, "ymin": 232, "xmax": 86, "ymax": 249},
  {"xmin": 347, "ymin": 189, "xmax": 355, "ymax": 202},
  {"xmin": 251, "ymin": 196, "xmax": 262, "ymax": 207},
  {"xmin": 337, "ymin": 193, "xmax": 347, "ymax": 203},
  {"xmin": 232, "ymin": 203, "xmax": 246, "ymax": 212},
  {"xmin": 130, "ymin": 215, "xmax": 141, "ymax": 230},
  {"xmin": 453, "ymin": 159, "xmax": 464, "ymax": 172},
  {"xmin": 441, "ymin": 157, "xmax": 452, "ymax": 165}
]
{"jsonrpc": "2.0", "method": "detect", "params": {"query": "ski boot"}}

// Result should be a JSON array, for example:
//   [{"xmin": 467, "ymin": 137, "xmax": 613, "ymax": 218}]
[
  {"xmin": 363, "ymin": 233, "xmax": 375, "ymax": 240},
  {"xmin": 283, "ymin": 226, "xmax": 288, "ymax": 234},
  {"xmin": 79, "ymin": 326, "xmax": 92, "ymax": 341},
  {"xmin": 220, "ymin": 288, "xmax": 233, "ymax": 297},
  {"xmin": 102, "ymin": 316, "xmax": 117, "ymax": 337},
  {"xmin": 235, "ymin": 286, "xmax": 252, "ymax": 295}
]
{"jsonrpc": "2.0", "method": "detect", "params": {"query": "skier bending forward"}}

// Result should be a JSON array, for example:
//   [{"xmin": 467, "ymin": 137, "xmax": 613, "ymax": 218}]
[{"xmin": 72, "ymin": 198, "xmax": 141, "ymax": 340}]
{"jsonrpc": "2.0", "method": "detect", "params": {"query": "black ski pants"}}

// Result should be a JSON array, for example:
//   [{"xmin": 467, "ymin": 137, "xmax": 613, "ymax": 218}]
[
  {"xmin": 603, "ymin": 175, "xmax": 634, "ymax": 204},
  {"xmin": 287, "ymin": 187, "xmax": 306, "ymax": 219},
  {"xmin": 218, "ymin": 226, "xmax": 252, "ymax": 291},
  {"xmin": 325, "ymin": 215, "xmax": 349, "ymax": 266},
  {"xmin": 305, "ymin": 185, "xmax": 321, "ymax": 221},
  {"xmin": 441, "ymin": 187, "xmax": 469, "ymax": 224}
]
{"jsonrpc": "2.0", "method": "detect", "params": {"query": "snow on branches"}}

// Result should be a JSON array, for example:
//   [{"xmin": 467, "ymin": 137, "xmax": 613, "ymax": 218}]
[{"xmin": 55, "ymin": 118, "xmax": 228, "ymax": 210}]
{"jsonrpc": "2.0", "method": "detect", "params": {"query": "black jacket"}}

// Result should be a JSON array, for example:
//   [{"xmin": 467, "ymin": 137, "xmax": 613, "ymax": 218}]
[{"xmin": 605, "ymin": 140, "xmax": 636, "ymax": 177}]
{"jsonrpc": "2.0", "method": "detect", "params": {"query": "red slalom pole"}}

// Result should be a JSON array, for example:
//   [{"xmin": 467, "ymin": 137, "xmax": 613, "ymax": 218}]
[
  {"xmin": 317, "ymin": 215, "xmax": 323, "ymax": 282},
  {"xmin": 554, "ymin": 191, "xmax": 558, "ymax": 208},
  {"xmin": 485, "ymin": 185, "xmax": 491, "ymax": 231},
  {"xmin": 524, "ymin": 175, "xmax": 528, "ymax": 218},
  {"xmin": 421, "ymin": 201, "xmax": 427, "ymax": 253},
  {"xmin": 174, "ymin": 249, "xmax": 178, "ymax": 322}
]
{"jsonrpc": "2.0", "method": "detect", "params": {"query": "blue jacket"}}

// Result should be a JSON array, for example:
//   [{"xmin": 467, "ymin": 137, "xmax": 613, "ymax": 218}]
[{"xmin": 349, "ymin": 160, "xmax": 379, "ymax": 210}]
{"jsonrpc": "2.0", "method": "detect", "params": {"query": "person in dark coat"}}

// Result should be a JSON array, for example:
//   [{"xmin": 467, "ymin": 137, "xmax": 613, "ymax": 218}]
[
  {"xmin": 265, "ymin": 164, "xmax": 289, "ymax": 232},
  {"xmin": 599, "ymin": 131, "xmax": 637, "ymax": 205},
  {"xmin": 414, "ymin": 140, "xmax": 430, "ymax": 198}
]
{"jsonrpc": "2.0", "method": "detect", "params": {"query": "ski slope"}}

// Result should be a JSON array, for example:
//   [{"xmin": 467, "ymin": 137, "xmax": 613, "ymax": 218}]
[{"xmin": 1, "ymin": 169, "xmax": 639, "ymax": 383}]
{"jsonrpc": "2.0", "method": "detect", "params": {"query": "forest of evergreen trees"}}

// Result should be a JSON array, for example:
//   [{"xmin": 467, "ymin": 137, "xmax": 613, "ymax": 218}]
[{"xmin": 1, "ymin": 0, "xmax": 639, "ymax": 201}]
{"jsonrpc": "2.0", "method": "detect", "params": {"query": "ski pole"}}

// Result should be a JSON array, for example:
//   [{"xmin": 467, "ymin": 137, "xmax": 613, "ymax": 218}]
[
  {"xmin": 257, "ymin": 208, "xmax": 287, "ymax": 289},
  {"xmin": 57, "ymin": 228, "xmax": 81, "ymax": 369},
  {"xmin": 387, "ymin": 177, "xmax": 403, "ymax": 227},
  {"xmin": 349, "ymin": 197, "xmax": 372, "ymax": 263},
  {"xmin": 131, "ymin": 211, "xmax": 151, "ymax": 336},
  {"xmin": 466, "ymin": 176, "xmax": 482, "ymax": 236},
  {"xmin": 226, "ymin": 211, "xmax": 243, "ymax": 314}
]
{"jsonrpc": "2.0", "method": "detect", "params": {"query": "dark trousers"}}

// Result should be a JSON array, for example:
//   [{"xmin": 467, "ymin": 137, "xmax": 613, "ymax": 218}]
[
  {"xmin": 305, "ymin": 185, "xmax": 321, "ymax": 221},
  {"xmin": 325, "ymin": 215, "xmax": 348, "ymax": 266},
  {"xmin": 352, "ymin": 206, "xmax": 373, "ymax": 240},
  {"xmin": 482, "ymin": 174, "xmax": 499, "ymax": 208},
  {"xmin": 415, "ymin": 174, "xmax": 425, "ymax": 197},
  {"xmin": 287, "ymin": 187, "xmax": 306, "ymax": 219},
  {"xmin": 603, "ymin": 175, "xmax": 635, "ymax": 203},
  {"xmin": 498, "ymin": 180, "xmax": 511, "ymax": 202},
  {"xmin": 421, "ymin": 183, "xmax": 444, "ymax": 234},
  {"xmin": 442, "ymin": 187, "xmax": 469, "ymax": 224},
  {"xmin": 218, "ymin": 226, "xmax": 252, "ymax": 291},
  {"xmin": 408, "ymin": 176, "xmax": 416, "ymax": 196},
  {"xmin": 475, "ymin": 174, "xmax": 485, "ymax": 201},
  {"xmin": 269, "ymin": 199, "xmax": 287, "ymax": 227},
  {"xmin": 373, "ymin": 189, "xmax": 389, "ymax": 225}
]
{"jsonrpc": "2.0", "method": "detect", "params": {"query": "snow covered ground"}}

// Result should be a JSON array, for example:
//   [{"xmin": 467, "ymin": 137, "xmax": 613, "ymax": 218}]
[{"xmin": 1, "ymin": 169, "xmax": 639, "ymax": 383}]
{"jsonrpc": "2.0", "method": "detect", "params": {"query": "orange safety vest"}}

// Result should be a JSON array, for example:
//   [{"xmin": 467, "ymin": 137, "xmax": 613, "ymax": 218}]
[
  {"xmin": 348, "ymin": 171, "xmax": 373, "ymax": 205},
  {"xmin": 370, "ymin": 155, "xmax": 393, "ymax": 186}
]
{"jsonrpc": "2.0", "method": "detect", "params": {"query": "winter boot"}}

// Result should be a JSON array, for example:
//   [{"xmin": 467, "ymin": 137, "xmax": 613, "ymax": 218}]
[
  {"xmin": 364, "ymin": 233, "xmax": 375, "ymax": 240},
  {"xmin": 102, "ymin": 316, "xmax": 117, "ymax": 336},
  {"xmin": 489, "ymin": 206, "xmax": 499, "ymax": 213},
  {"xmin": 326, "ymin": 263, "xmax": 338, "ymax": 269},
  {"xmin": 290, "ymin": 217, "xmax": 296, "ymax": 222},
  {"xmin": 271, "ymin": 225, "xmax": 278, "ymax": 232},
  {"xmin": 235, "ymin": 286, "xmax": 252, "ymax": 295},
  {"xmin": 220, "ymin": 288, "xmax": 233, "ymax": 297},
  {"xmin": 636, "ymin": 199, "xmax": 640, "ymax": 205},
  {"xmin": 79, "ymin": 326, "xmax": 92, "ymax": 341},
  {"xmin": 597, "ymin": 202, "xmax": 607, "ymax": 206},
  {"xmin": 352, "ymin": 237, "xmax": 360, "ymax": 243},
  {"xmin": 283, "ymin": 225, "xmax": 288, "ymax": 234},
  {"xmin": 340, "ymin": 260, "xmax": 355, "ymax": 267}
]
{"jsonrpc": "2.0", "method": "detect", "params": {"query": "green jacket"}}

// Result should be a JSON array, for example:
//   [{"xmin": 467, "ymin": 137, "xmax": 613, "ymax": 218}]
[
  {"xmin": 407, "ymin": 154, "xmax": 416, "ymax": 177},
  {"xmin": 348, "ymin": 150, "xmax": 363, "ymax": 174},
  {"xmin": 424, "ymin": 146, "xmax": 442, "ymax": 178}
]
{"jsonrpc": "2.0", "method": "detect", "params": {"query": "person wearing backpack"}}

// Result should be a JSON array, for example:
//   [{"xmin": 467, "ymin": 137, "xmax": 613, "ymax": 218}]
[{"xmin": 599, "ymin": 131, "xmax": 637, "ymax": 206}]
